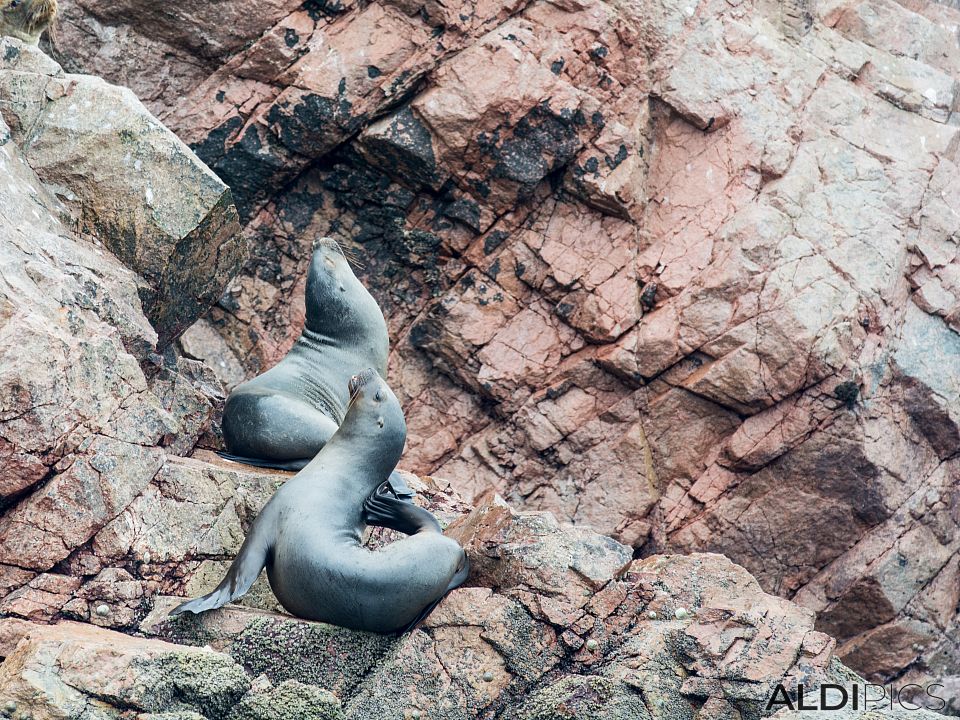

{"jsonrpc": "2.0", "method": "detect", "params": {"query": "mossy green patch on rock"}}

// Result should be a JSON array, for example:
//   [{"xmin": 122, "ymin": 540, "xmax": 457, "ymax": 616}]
[
  {"xmin": 228, "ymin": 679, "xmax": 345, "ymax": 720},
  {"xmin": 505, "ymin": 676, "xmax": 651, "ymax": 720},
  {"xmin": 345, "ymin": 630, "xmax": 455, "ymax": 720},
  {"xmin": 230, "ymin": 616, "xmax": 399, "ymax": 697},
  {"xmin": 150, "ymin": 609, "xmax": 224, "ymax": 649},
  {"xmin": 483, "ymin": 602, "xmax": 563, "ymax": 682},
  {"xmin": 133, "ymin": 650, "xmax": 251, "ymax": 718}
]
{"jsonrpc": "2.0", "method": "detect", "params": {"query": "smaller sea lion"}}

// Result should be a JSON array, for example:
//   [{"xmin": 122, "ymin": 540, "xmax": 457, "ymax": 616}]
[
  {"xmin": 220, "ymin": 238, "xmax": 389, "ymax": 471},
  {"xmin": 0, "ymin": 0, "xmax": 57, "ymax": 45},
  {"xmin": 172, "ymin": 368, "xmax": 469, "ymax": 635}
]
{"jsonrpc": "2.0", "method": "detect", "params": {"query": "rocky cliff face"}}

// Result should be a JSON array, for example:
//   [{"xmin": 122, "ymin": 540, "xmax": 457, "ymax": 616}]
[
  {"xmin": 41, "ymin": 0, "xmax": 960, "ymax": 697},
  {"xmin": 0, "ymin": 37, "xmax": 242, "ymax": 581},
  {"xmin": 0, "ymin": 35, "xmax": 896, "ymax": 720}
]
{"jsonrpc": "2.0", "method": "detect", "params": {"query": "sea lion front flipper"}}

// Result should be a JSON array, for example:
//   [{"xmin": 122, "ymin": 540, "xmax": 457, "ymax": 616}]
[
  {"xmin": 447, "ymin": 551, "xmax": 470, "ymax": 592},
  {"xmin": 169, "ymin": 518, "xmax": 272, "ymax": 616},
  {"xmin": 385, "ymin": 471, "xmax": 415, "ymax": 500},
  {"xmin": 393, "ymin": 595, "xmax": 445, "ymax": 637}
]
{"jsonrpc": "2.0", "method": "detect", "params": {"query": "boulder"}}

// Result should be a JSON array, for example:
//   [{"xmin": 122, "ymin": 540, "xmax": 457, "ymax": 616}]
[
  {"xmin": 0, "ymin": 38, "xmax": 245, "ymax": 346},
  {"xmin": 0, "ymin": 40, "xmax": 244, "ymax": 616}
]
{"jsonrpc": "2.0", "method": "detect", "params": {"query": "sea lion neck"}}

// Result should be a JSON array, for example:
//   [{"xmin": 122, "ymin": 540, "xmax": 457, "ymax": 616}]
[
  {"xmin": 339, "ymin": 416, "xmax": 403, "ymax": 467},
  {"xmin": 306, "ymin": 425, "xmax": 402, "ymax": 500},
  {"xmin": 302, "ymin": 294, "xmax": 385, "ymax": 341},
  {"xmin": 302, "ymin": 246, "xmax": 388, "ymax": 352},
  {"xmin": 322, "ymin": 386, "xmax": 406, "ymax": 486}
]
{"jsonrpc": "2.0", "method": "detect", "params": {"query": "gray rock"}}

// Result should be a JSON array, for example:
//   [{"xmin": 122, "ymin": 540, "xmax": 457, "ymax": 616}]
[
  {"xmin": 227, "ymin": 679, "xmax": 345, "ymax": 720},
  {"xmin": 0, "ymin": 38, "xmax": 246, "ymax": 347}
]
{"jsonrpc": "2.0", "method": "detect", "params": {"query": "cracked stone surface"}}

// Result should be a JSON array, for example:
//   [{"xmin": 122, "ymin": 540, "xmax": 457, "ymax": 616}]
[
  {"xmin": 17, "ymin": 0, "xmax": 960, "ymax": 696},
  {"xmin": 0, "ymin": 37, "xmax": 246, "ymax": 346},
  {"xmin": 0, "ymin": 39, "xmax": 243, "ymax": 641},
  {"xmin": 0, "ymin": 462, "xmax": 872, "ymax": 718},
  {"xmin": 24, "ymin": 497, "xmax": 852, "ymax": 720}
]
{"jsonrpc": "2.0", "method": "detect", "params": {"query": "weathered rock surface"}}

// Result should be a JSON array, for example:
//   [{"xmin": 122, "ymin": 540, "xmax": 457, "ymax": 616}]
[
  {"xmin": 21, "ymin": 0, "xmax": 960, "ymax": 697},
  {"xmin": 7, "ymin": 4, "xmax": 953, "ymax": 718},
  {"xmin": 1, "ymin": 38, "xmax": 245, "ymax": 346},
  {"xmin": 0, "ymin": 620, "xmax": 350, "ymax": 719},
  {"xmin": 2, "ymin": 501, "xmax": 851, "ymax": 720},
  {"xmin": 0, "ymin": 38, "xmax": 244, "ymax": 634},
  {"xmin": 0, "ymin": 446, "xmax": 871, "ymax": 718}
]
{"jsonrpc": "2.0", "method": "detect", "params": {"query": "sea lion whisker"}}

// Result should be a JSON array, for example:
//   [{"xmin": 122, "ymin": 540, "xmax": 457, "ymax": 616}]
[
  {"xmin": 339, "ymin": 246, "xmax": 365, "ymax": 271},
  {"xmin": 346, "ymin": 377, "xmax": 366, "ymax": 409}
]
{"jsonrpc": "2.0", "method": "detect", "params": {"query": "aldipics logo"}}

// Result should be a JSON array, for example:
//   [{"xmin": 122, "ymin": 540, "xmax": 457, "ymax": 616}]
[{"xmin": 765, "ymin": 683, "xmax": 949, "ymax": 712}]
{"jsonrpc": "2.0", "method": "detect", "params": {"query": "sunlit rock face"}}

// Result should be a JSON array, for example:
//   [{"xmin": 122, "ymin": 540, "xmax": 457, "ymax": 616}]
[
  {"xmin": 28, "ymin": 0, "xmax": 960, "ymax": 691},
  {"xmin": 0, "ymin": 39, "xmax": 241, "ymax": 623}
]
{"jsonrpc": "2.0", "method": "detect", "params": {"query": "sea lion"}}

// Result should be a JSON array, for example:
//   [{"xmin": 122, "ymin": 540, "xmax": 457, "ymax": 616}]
[
  {"xmin": 172, "ymin": 368, "xmax": 469, "ymax": 635},
  {"xmin": 0, "ymin": 0, "xmax": 57, "ymax": 45},
  {"xmin": 220, "ymin": 238, "xmax": 389, "ymax": 471}
]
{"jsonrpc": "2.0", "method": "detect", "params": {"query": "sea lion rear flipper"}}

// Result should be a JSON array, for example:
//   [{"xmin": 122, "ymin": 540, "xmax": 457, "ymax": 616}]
[
  {"xmin": 363, "ymin": 484, "xmax": 441, "ymax": 536},
  {"xmin": 394, "ymin": 553, "xmax": 470, "ymax": 636},
  {"xmin": 216, "ymin": 451, "xmax": 310, "ymax": 472},
  {"xmin": 169, "ymin": 521, "xmax": 272, "ymax": 617}
]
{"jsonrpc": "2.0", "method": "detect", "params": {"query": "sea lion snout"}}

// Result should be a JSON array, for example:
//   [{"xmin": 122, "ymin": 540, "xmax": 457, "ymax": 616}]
[
  {"xmin": 309, "ymin": 238, "xmax": 347, "ymax": 274},
  {"xmin": 348, "ymin": 367, "xmax": 377, "ymax": 396},
  {"xmin": 313, "ymin": 237, "xmax": 348, "ymax": 265}
]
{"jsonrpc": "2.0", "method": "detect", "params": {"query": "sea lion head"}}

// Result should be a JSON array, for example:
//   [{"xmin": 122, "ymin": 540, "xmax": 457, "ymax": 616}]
[
  {"xmin": 0, "ymin": 0, "xmax": 57, "ymax": 45},
  {"xmin": 305, "ymin": 238, "xmax": 384, "ymax": 338},
  {"xmin": 340, "ymin": 368, "xmax": 406, "ymax": 469}
]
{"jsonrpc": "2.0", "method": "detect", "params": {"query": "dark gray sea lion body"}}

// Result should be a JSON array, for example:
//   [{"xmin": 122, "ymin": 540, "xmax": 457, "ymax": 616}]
[
  {"xmin": 221, "ymin": 239, "xmax": 389, "ymax": 470},
  {"xmin": 173, "ymin": 369, "xmax": 469, "ymax": 635}
]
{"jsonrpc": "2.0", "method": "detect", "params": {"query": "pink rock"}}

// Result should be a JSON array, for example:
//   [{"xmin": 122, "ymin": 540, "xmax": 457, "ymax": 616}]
[
  {"xmin": 0, "ymin": 574, "xmax": 82, "ymax": 622},
  {"xmin": 31, "ymin": 0, "xmax": 960, "ymax": 691}
]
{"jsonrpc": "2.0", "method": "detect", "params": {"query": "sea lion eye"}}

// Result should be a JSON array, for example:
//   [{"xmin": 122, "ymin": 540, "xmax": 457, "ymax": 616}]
[
  {"xmin": 8, "ymin": 0, "xmax": 21, "ymax": 8},
  {"xmin": 375, "ymin": 389, "xmax": 383, "ymax": 402}
]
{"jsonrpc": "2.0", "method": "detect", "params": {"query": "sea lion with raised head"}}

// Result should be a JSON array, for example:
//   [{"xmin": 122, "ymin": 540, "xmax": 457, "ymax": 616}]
[
  {"xmin": 0, "ymin": 0, "xmax": 57, "ymax": 44},
  {"xmin": 172, "ymin": 368, "xmax": 469, "ymax": 635},
  {"xmin": 220, "ymin": 238, "xmax": 389, "ymax": 471}
]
